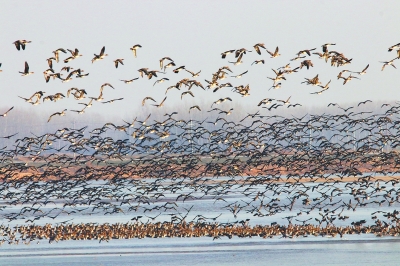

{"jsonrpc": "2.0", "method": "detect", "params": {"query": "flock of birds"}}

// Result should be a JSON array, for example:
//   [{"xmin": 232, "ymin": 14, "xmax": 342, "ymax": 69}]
[
  {"xmin": 1, "ymin": 40, "xmax": 399, "ymax": 122},
  {"xmin": 0, "ymin": 40, "xmax": 400, "ymax": 244}
]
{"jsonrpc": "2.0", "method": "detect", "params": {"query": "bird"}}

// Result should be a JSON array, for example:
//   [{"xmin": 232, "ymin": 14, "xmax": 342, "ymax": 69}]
[
  {"xmin": 19, "ymin": 61, "xmax": 34, "ymax": 76},
  {"xmin": 253, "ymin": 43, "xmax": 266, "ymax": 55},
  {"xmin": 277, "ymin": 96, "xmax": 291, "ymax": 105},
  {"xmin": 92, "ymin": 46, "xmax": 108, "ymax": 63},
  {"xmin": 52, "ymin": 48, "xmax": 67, "ymax": 62},
  {"xmin": 46, "ymin": 57, "xmax": 56, "ymax": 69},
  {"xmin": 229, "ymin": 53, "xmax": 244, "ymax": 65},
  {"xmin": 189, "ymin": 105, "xmax": 201, "ymax": 112},
  {"xmin": 231, "ymin": 70, "xmax": 248, "ymax": 78},
  {"xmin": 130, "ymin": 44, "xmax": 142, "ymax": 57},
  {"xmin": 181, "ymin": 91, "xmax": 195, "ymax": 99},
  {"xmin": 142, "ymin": 97, "xmax": 156, "ymax": 106},
  {"xmin": 357, "ymin": 100, "xmax": 372, "ymax": 106},
  {"xmin": 296, "ymin": 48, "xmax": 316, "ymax": 56},
  {"xmin": 0, "ymin": 106, "xmax": 14, "ymax": 117},
  {"xmin": 267, "ymin": 46, "xmax": 280, "ymax": 58},
  {"xmin": 381, "ymin": 58, "xmax": 397, "ymax": 71},
  {"xmin": 318, "ymin": 79, "xmax": 331, "ymax": 90},
  {"xmin": 163, "ymin": 61, "xmax": 176, "ymax": 72},
  {"xmin": 159, "ymin": 57, "xmax": 174, "ymax": 69},
  {"xmin": 342, "ymin": 74, "xmax": 359, "ymax": 85},
  {"xmin": 322, "ymin": 43, "xmax": 336, "ymax": 53},
  {"xmin": 113, "ymin": 59, "xmax": 124, "ymax": 68},
  {"xmin": 173, "ymin": 66, "xmax": 186, "ymax": 73},
  {"xmin": 13, "ymin": 40, "xmax": 31, "ymax": 50},
  {"xmin": 64, "ymin": 48, "xmax": 83, "ymax": 63},
  {"xmin": 120, "ymin": 78, "xmax": 139, "ymax": 84},
  {"xmin": 212, "ymin": 97, "xmax": 232, "ymax": 107},
  {"xmin": 251, "ymin": 59, "xmax": 265, "ymax": 65},
  {"xmin": 299, "ymin": 60, "xmax": 314, "ymax": 69},
  {"xmin": 102, "ymin": 98, "xmax": 124, "ymax": 104},
  {"xmin": 352, "ymin": 64, "xmax": 369, "ymax": 75},
  {"xmin": 221, "ymin": 49, "xmax": 235, "ymax": 59},
  {"xmin": 101, "ymin": 83, "xmax": 115, "ymax": 91},
  {"xmin": 47, "ymin": 109, "xmax": 67, "ymax": 122},
  {"xmin": 152, "ymin": 96, "xmax": 167, "ymax": 108},
  {"xmin": 185, "ymin": 69, "xmax": 201, "ymax": 77},
  {"xmin": 388, "ymin": 43, "xmax": 400, "ymax": 52},
  {"xmin": 257, "ymin": 98, "xmax": 274, "ymax": 106},
  {"xmin": 153, "ymin": 78, "xmax": 169, "ymax": 86},
  {"xmin": 287, "ymin": 103, "xmax": 302, "ymax": 108}
]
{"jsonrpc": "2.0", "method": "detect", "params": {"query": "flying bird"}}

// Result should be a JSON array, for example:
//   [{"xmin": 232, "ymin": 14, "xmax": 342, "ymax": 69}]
[
  {"xmin": 19, "ymin": 61, "xmax": 34, "ymax": 76},
  {"xmin": 0, "ymin": 106, "xmax": 14, "ymax": 117},
  {"xmin": 130, "ymin": 44, "xmax": 142, "ymax": 57},
  {"xmin": 47, "ymin": 109, "xmax": 67, "ymax": 122}
]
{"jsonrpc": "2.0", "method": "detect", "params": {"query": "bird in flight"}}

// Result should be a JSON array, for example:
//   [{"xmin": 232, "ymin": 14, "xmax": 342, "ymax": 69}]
[
  {"xmin": 92, "ymin": 46, "xmax": 108, "ymax": 63},
  {"xmin": 130, "ymin": 44, "xmax": 142, "ymax": 57},
  {"xmin": 113, "ymin": 59, "xmax": 124, "ymax": 68},
  {"xmin": 13, "ymin": 40, "xmax": 31, "ymax": 51},
  {"xmin": 19, "ymin": 61, "xmax": 34, "ymax": 76},
  {"xmin": 47, "ymin": 109, "xmax": 67, "ymax": 122},
  {"xmin": 0, "ymin": 106, "xmax": 14, "ymax": 117},
  {"xmin": 267, "ymin": 46, "xmax": 280, "ymax": 58}
]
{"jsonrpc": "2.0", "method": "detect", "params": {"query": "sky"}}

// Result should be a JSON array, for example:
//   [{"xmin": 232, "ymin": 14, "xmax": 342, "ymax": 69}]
[{"xmin": 1, "ymin": 0, "xmax": 400, "ymax": 125}]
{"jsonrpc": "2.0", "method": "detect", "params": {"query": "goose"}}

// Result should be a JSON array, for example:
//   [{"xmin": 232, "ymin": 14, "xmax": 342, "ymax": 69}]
[
  {"xmin": 212, "ymin": 97, "xmax": 232, "ymax": 107},
  {"xmin": 130, "ymin": 44, "xmax": 142, "ymax": 57},
  {"xmin": 0, "ymin": 106, "xmax": 14, "ymax": 117},
  {"xmin": 173, "ymin": 66, "xmax": 185, "ymax": 73},
  {"xmin": 321, "ymin": 43, "xmax": 336, "ymax": 53},
  {"xmin": 189, "ymin": 105, "xmax": 201, "ymax": 112},
  {"xmin": 163, "ymin": 61, "xmax": 176, "ymax": 71},
  {"xmin": 296, "ymin": 48, "xmax": 316, "ymax": 56},
  {"xmin": 153, "ymin": 78, "xmax": 169, "ymax": 86},
  {"xmin": 253, "ymin": 43, "xmax": 266, "ymax": 55},
  {"xmin": 231, "ymin": 70, "xmax": 248, "ymax": 78},
  {"xmin": 267, "ymin": 46, "xmax": 280, "ymax": 58},
  {"xmin": 142, "ymin": 96, "xmax": 156, "ymax": 106},
  {"xmin": 221, "ymin": 49, "xmax": 235, "ymax": 59},
  {"xmin": 185, "ymin": 69, "xmax": 201, "ymax": 77},
  {"xmin": 352, "ymin": 64, "xmax": 369, "ymax": 75},
  {"xmin": 19, "ymin": 61, "xmax": 34, "ymax": 76},
  {"xmin": 342, "ymin": 74, "xmax": 359, "ymax": 85},
  {"xmin": 47, "ymin": 109, "xmax": 67, "ymax": 122},
  {"xmin": 102, "ymin": 98, "xmax": 124, "ymax": 104},
  {"xmin": 91, "ymin": 46, "xmax": 108, "ymax": 63},
  {"xmin": 13, "ymin": 40, "xmax": 31, "ymax": 50},
  {"xmin": 52, "ymin": 48, "xmax": 67, "ymax": 62},
  {"xmin": 152, "ymin": 96, "xmax": 167, "ymax": 108},
  {"xmin": 277, "ymin": 96, "xmax": 291, "ymax": 105},
  {"xmin": 251, "ymin": 59, "xmax": 265, "ymax": 65},
  {"xmin": 257, "ymin": 98, "xmax": 274, "ymax": 106},
  {"xmin": 159, "ymin": 57, "xmax": 173, "ymax": 69},
  {"xmin": 120, "ymin": 77, "xmax": 139, "ymax": 83},
  {"xmin": 46, "ymin": 57, "xmax": 56, "ymax": 69},
  {"xmin": 388, "ymin": 43, "xmax": 400, "ymax": 52},
  {"xmin": 381, "ymin": 58, "xmax": 397, "ymax": 71},
  {"xmin": 113, "ymin": 59, "xmax": 124, "ymax": 68},
  {"xmin": 67, "ymin": 48, "xmax": 83, "ymax": 58},
  {"xmin": 299, "ymin": 60, "xmax": 314, "ymax": 69},
  {"xmin": 181, "ymin": 91, "xmax": 194, "ymax": 99},
  {"xmin": 229, "ymin": 53, "xmax": 243, "ymax": 65}
]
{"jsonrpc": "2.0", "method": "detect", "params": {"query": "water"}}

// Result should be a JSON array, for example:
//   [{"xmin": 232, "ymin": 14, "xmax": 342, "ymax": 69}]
[
  {"xmin": 1, "ymin": 179, "xmax": 400, "ymax": 265},
  {"xmin": 1, "ymin": 237, "xmax": 400, "ymax": 265}
]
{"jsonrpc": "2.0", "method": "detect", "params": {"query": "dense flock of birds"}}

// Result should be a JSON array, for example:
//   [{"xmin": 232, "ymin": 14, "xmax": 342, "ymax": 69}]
[{"xmin": 0, "ymin": 40, "xmax": 400, "ymax": 245}]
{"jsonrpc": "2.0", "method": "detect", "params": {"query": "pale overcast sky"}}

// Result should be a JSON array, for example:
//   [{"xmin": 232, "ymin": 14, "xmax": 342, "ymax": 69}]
[{"xmin": 1, "ymin": 0, "xmax": 400, "ymax": 122}]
